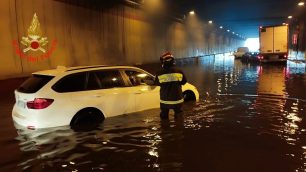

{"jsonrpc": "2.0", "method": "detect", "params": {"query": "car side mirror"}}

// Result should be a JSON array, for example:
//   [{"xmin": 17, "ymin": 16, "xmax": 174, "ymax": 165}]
[{"xmin": 143, "ymin": 78, "xmax": 155, "ymax": 86}]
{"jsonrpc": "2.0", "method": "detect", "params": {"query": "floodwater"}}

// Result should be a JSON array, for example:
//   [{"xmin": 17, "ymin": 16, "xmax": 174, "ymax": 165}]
[{"xmin": 1, "ymin": 55, "xmax": 306, "ymax": 172}]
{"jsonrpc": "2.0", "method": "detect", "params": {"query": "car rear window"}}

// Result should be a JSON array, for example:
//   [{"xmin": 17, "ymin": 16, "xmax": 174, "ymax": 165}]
[
  {"xmin": 52, "ymin": 72, "xmax": 87, "ymax": 93},
  {"xmin": 17, "ymin": 74, "xmax": 54, "ymax": 93}
]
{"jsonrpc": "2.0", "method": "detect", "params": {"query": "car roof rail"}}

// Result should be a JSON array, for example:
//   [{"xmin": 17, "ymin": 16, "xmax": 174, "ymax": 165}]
[
  {"xmin": 56, "ymin": 66, "xmax": 67, "ymax": 70},
  {"xmin": 66, "ymin": 65, "xmax": 110, "ymax": 72}
]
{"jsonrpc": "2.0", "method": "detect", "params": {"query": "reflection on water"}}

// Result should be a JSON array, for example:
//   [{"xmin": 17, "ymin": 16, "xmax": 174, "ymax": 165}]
[
  {"xmin": 3, "ymin": 55, "xmax": 306, "ymax": 171},
  {"xmin": 14, "ymin": 111, "xmax": 186, "ymax": 171},
  {"xmin": 13, "ymin": 96, "xmax": 306, "ymax": 172}
]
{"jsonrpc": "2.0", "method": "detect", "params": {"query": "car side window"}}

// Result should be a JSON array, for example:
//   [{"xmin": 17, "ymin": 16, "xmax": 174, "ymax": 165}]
[
  {"xmin": 125, "ymin": 70, "xmax": 154, "ymax": 86},
  {"xmin": 52, "ymin": 72, "xmax": 87, "ymax": 93},
  {"xmin": 86, "ymin": 72, "xmax": 101, "ymax": 90},
  {"xmin": 95, "ymin": 70, "xmax": 125, "ymax": 89}
]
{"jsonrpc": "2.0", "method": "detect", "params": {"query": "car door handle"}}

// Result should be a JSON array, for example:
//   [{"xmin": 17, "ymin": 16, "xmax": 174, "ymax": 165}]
[{"xmin": 93, "ymin": 95, "xmax": 102, "ymax": 98}]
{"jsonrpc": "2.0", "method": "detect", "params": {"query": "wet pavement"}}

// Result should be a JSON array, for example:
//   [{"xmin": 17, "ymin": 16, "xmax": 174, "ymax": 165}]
[{"xmin": 1, "ymin": 55, "xmax": 306, "ymax": 172}]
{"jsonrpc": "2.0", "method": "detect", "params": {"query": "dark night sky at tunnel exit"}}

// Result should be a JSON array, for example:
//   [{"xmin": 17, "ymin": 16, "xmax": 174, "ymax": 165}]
[{"xmin": 169, "ymin": 0, "xmax": 301, "ymax": 38}]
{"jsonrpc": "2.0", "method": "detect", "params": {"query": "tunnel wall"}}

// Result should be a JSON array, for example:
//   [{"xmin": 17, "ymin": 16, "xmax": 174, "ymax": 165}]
[
  {"xmin": 0, "ymin": 0, "xmax": 243, "ymax": 79},
  {"xmin": 296, "ymin": 10, "xmax": 306, "ymax": 54},
  {"xmin": 288, "ymin": 5, "xmax": 306, "ymax": 59}
]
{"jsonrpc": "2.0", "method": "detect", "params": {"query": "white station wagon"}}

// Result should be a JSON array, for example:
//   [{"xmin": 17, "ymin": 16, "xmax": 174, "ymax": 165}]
[{"xmin": 12, "ymin": 65, "xmax": 199, "ymax": 129}]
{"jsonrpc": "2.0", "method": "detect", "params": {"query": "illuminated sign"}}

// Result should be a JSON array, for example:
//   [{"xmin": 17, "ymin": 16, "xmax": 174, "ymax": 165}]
[{"xmin": 12, "ymin": 13, "xmax": 57, "ymax": 62}]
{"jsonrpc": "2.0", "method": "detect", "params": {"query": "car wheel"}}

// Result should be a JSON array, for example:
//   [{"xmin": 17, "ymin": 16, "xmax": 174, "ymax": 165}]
[
  {"xmin": 70, "ymin": 108, "xmax": 105, "ymax": 131},
  {"xmin": 183, "ymin": 90, "xmax": 196, "ymax": 102}
]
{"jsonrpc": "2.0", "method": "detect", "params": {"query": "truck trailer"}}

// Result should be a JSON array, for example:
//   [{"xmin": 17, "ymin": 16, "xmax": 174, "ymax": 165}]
[{"xmin": 259, "ymin": 25, "xmax": 288, "ymax": 63}]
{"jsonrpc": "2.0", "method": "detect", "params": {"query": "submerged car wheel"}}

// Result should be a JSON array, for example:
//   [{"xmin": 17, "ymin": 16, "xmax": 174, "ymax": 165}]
[
  {"xmin": 183, "ymin": 90, "xmax": 196, "ymax": 102},
  {"xmin": 70, "ymin": 108, "xmax": 105, "ymax": 131}
]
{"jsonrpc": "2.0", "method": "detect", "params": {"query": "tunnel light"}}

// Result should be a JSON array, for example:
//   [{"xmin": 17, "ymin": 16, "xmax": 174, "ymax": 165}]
[
  {"xmin": 189, "ymin": 10, "xmax": 195, "ymax": 15},
  {"xmin": 298, "ymin": 1, "xmax": 305, "ymax": 6},
  {"xmin": 219, "ymin": 26, "xmax": 223, "ymax": 29},
  {"xmin": 125, "ymin": 0, "xmax": 142, "ymax": 6},
  {"xmin": 208, "ymin": 20, "xmax": 213, "ymax": 24},
  {"xmin": 288, "ymin": 16, "xmax": 293, "ymax": 19}
]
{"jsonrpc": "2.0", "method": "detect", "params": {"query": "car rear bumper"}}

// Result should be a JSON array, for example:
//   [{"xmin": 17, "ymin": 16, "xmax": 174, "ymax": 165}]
[
  {"xmin": 12, "ymin": 105, "xmax": 37, "ymax": 128},
  {"xmin": 12, "ymin": 104, "xmax": 70, "ymax": 129},
  {"xmin": 260, "ymin": 59, "xmax": 287, "ymax": 63}
]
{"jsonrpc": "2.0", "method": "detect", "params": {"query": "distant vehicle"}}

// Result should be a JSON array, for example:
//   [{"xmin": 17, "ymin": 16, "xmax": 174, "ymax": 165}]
[
  {"xmin": 259, "ymin": 25, "xmax": 288, "ymax": 63},
  {"xmin": 233, "ymin": 47, "xmax": 249, "ymax": 59},
  {"xmin": 12, "ymin": 65, "xmax": 199, "ymax": 129},
  {"xmin": 241, "ymin": 52, "xmax": 260, "ymax": 63}
]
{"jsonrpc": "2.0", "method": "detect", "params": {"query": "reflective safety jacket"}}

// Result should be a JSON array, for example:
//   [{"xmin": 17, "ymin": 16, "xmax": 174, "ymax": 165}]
[{"xmin": 155, "ymin": 67, "xmax": 187, "ymax": 105}]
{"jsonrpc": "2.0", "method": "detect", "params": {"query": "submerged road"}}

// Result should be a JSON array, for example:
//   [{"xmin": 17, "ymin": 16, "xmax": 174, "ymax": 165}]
[{"xmin": 0, "ymin": 55, "xmax": 306, "ymax": 172}]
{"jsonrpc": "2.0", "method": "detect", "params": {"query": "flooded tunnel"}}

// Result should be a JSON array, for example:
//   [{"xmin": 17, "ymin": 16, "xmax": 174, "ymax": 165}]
[{"xmin": 0, "ymin": 0, "xmax": 306, "ymax": 172}]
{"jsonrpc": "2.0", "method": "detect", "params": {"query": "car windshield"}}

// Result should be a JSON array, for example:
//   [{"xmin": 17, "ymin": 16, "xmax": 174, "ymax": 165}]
[{"xmin": 17, "ymin": 74, "xmax": 54, "ymax": 93}]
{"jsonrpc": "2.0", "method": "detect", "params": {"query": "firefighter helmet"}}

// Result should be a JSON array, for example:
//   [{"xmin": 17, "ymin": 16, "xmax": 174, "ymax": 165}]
[{"xmin": 160, "ymin": 52, "xmax": 174, "ymax": 63}]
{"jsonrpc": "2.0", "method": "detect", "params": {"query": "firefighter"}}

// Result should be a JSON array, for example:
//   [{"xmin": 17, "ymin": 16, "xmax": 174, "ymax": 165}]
[{"xmin": 155, "ymin": 52, "xmax": 187, "ymax": 119}]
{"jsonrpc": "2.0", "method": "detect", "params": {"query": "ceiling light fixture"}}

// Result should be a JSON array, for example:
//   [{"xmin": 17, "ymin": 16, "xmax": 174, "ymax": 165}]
[
  {"xmin": 219, "ymin": 26, "xmax": 223, "ymax": 29},
  {"xmin": 208, "ymin": 20, "xmax": 213, "ymax": 24},
  {"xmin": 298, "ymin": 1, "xmax": 305, "ymax": 6},
  {"xmin": 288, "ymin": 15, "xmax": 293, "ymax": 19},
  {"xmin": 189, "ymin": 10, "xmax": 195, "ymax": 15}
]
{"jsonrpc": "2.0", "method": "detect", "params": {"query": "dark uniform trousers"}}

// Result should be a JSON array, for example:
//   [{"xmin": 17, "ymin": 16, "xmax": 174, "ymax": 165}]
[{"xmin": 160, "ymin": 103, "xmax": 183, "ymax": 119}]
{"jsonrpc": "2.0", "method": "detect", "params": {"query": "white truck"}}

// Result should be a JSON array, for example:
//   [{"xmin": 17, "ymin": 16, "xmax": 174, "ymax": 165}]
[
  {"xmin": 259, "ymin": 25, "xmax": 288, "ymax": 63},
  {"xmin": 233, "ymin": 47, "xmax": 249, "ymax": 59}
]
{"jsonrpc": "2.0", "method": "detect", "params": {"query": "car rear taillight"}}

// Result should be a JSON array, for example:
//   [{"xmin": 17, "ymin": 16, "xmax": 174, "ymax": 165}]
[
  {"xmin": 257, "ymin": 55, "xmax": 264, "ymax": 60},
  {"xmin": 284, "ymin": 54, "xmax": 288, "ymax": 59},
  {"xmin": 27, "ymin": 126, "xmax": 36, "ymax": 130},
  {"xmin": 27, "ymin": 98, "xmax": 54, "ymax": 109}
]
